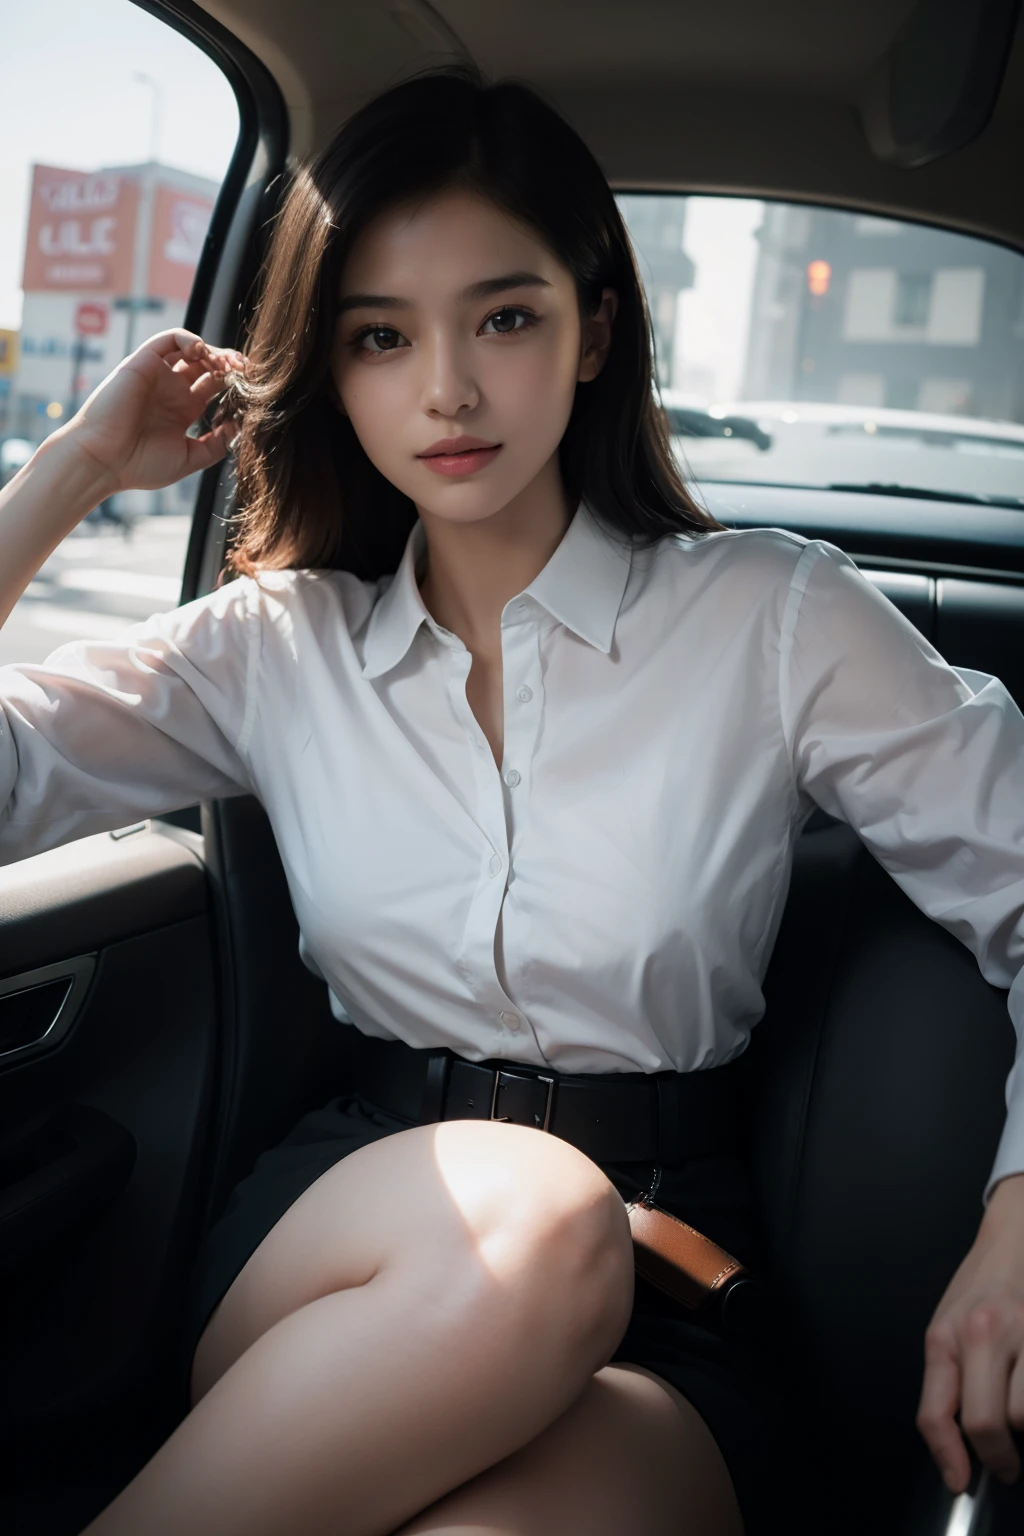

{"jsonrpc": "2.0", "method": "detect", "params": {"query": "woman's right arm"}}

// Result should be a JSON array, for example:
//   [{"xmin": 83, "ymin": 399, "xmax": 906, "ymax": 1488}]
[
  {"xmin": 0, "ymin": 331, "xmax": 263, "ymax": 866},
  {"xmin": 0, "ymin": 329, "xmax": 241, "ymax": 628}
]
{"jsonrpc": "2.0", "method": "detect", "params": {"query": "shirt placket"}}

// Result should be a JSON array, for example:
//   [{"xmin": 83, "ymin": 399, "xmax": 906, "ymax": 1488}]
[{"xmin": 444, "ymin": 604, "xmax": 546, "ymax": 1062}]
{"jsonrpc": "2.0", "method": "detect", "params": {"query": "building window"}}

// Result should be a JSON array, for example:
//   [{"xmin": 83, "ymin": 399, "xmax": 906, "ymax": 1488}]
[
  {"xmin": 894, "ymin": 273, "xmax": 932, "ymax": 328},
  {"xmin": 927, "ymin": 269, "xmax": 985, "ymax": 345},
  {"xmin": 837, "ymin": 373, "xmax": 886, "ymax": 407},
  {"xmin": 842, "ymin": 269, "xmax": 896, "ymax": 341}
]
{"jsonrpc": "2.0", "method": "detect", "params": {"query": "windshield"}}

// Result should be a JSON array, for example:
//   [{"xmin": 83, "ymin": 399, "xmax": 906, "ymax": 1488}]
[{"xmin": 615, "ymin": 195, "xmax": 1024, "ymax": 506}]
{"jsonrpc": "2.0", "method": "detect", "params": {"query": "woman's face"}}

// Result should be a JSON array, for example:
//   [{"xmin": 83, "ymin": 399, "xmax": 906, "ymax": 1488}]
[{"xmin": 330, "ymin": 186, "xmax": 617, "ymax": 527}]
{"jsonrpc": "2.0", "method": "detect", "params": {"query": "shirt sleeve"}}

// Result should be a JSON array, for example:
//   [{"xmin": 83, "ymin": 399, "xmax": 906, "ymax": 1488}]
[
  {"xmin": 778, "ymin": 538, "xmax": 1024, "ymax": 1206},
  {"xmin": 0, "ymin": 573, "xmax": 262, "ymax": 865}
]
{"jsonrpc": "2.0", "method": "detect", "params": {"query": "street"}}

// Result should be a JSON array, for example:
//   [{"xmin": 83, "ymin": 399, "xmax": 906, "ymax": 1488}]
[{"xmin": 0, "ymin": 514, "xmax": 192, "ymax": 669}]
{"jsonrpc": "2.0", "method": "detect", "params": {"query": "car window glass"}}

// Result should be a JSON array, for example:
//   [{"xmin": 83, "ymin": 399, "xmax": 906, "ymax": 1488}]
[
  {"xmin": 616, "ymin": 194, "xmax": 1024, "ymax": 510},
  {"xmin": 0, "ymin": 0, "xmax": 239, "ymax": 667}
]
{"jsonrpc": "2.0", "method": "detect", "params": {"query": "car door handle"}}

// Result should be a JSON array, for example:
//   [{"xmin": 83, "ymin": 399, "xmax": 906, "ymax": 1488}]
[
  {"xmin": 0, "ymin": 955, "xmax": 96, "ymax": 1069},
  {"xmin": 0, "ymin": 1102, "xmax": 136, "ymax": 1276}
]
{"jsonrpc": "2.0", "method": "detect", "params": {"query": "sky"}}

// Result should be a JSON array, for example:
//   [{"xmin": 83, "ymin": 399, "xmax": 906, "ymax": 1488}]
[{"xmin": 0, "ymin": 0, "xmax": 240, "ymax": 330}]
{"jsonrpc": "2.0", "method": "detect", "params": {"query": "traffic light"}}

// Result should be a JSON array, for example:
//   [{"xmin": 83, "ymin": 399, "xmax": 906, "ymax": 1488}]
[{"xmin": 807, "ymin": 259, "xmax": 831, "ymax": 296}]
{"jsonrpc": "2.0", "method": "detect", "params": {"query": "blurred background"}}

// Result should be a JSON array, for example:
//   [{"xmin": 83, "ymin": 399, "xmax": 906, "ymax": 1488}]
[{"xmin": 0, "ymin": 0, "xmax": 238, "ymax": 666}]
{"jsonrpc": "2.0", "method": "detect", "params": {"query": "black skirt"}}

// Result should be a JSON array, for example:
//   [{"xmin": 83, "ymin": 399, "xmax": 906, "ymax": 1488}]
[{"xmin": 176, "ymin": 1087, "xmax": 793, "ymax": 1535}]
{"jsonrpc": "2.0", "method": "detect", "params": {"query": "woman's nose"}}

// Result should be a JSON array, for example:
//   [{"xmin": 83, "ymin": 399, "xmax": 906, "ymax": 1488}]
[{"xmin": 419, "ymin": 333, "xmax": 480, "ymax": 417}]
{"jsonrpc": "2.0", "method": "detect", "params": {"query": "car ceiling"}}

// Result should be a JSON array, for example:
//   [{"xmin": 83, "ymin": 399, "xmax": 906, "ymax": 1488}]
[{"xmin": 197, "ymin": 0, "xmax": 1024, "ymax": 250}]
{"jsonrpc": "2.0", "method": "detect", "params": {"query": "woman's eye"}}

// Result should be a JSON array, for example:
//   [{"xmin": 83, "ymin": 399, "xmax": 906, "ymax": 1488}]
[
  {"xmin": 482, "ymin": 307, "xmax": 535, "ymax": 336},
  {"xmin": 355, "ymin": 325, "xmax": 405, "ymax": 354}
]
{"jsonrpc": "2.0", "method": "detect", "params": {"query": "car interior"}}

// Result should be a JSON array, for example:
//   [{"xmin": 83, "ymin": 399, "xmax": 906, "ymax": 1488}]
[{"xmin": 3, "ymin": 1, "xmax": 1024, "ymax": 1532}]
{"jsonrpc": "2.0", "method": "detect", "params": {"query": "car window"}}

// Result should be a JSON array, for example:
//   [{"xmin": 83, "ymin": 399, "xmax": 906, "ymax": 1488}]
[
  {"xmin": 0, "ymin": 0, "xmax": 240, "ymax": 668},
  {"xmin": 616, "ymin": 194, "xmax": 1024, "ymax": 510}
]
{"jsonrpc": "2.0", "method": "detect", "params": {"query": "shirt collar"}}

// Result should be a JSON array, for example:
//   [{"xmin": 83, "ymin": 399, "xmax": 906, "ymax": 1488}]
[{"xmin": 360, "ymin": 498, "xmax": 633, "ymax": 681}]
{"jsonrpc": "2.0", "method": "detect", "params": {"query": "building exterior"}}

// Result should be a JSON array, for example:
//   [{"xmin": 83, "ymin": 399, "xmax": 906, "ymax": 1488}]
[
  {"xmin": 742, "ymin": 202, "xmax": 1024, "ymax": 424},
  {"xmin": 0, "ymin": 329, "xmax": 17, "ymax": 432},
  {"xmin": 9, "ymin": 160, "xmax": 218, "ymax": 510},
  {"xmin": 616, "ymin": 195, "xmax": 695, "ymax": 390}
]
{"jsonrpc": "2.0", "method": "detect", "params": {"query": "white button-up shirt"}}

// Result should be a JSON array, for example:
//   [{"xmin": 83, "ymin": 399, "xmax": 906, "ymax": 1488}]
[{"xmin": 2, "ymin": 499, "xmax": 1024, "ymax": 1198}]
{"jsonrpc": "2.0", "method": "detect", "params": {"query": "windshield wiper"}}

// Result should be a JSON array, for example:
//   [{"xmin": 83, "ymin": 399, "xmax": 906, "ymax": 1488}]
[{"xmin": 828, "ymin": 481, "xmax": 1024, "ymax": 510}]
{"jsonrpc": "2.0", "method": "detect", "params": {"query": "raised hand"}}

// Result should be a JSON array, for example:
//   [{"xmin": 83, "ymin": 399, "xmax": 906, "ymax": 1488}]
[{"xmin": 65, "ymin": 328, "xmax": 245, "ymax": 495}]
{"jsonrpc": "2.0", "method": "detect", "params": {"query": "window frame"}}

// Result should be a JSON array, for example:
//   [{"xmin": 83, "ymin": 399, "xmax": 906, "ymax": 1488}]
[{"xmin": 127, "ymin": 0, "xmax": 290, "ymax": 606}]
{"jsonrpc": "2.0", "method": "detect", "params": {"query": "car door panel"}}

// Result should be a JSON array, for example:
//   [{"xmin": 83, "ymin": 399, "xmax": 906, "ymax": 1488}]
[
  {"xmin": 0, "ymin": 826, "xmax": 218, "ymax": 1430},
  {"xmin": 0, "ymin": 823, "xmax": 206, "ymax": 973}
]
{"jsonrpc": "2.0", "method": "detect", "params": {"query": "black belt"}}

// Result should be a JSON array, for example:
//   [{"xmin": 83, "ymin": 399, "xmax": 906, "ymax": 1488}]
[{"xmin": 344, "ymin": 1028, "xmax": 745, "ymax": 1164}]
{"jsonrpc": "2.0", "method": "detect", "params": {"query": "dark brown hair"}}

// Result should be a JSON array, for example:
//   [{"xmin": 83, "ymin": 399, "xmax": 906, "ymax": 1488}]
[{"xmin": 218, "ymin": 62, "xmax": 729, "ymax": 580}]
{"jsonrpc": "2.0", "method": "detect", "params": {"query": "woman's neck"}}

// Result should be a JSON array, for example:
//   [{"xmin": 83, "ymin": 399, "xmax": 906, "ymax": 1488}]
[{"xmin": 416, "ymin": 467, "xmax": 574, "ymax": 655}]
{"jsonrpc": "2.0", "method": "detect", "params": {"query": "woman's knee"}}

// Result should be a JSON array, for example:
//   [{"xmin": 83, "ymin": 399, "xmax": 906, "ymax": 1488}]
[
  {"xmin": 422, "ymin": 1120, "xmax": 635, "ymax": 1365},
  {"xmin": 299, "ymin": 1117, "xmax": 632, "ymax": 1366}
]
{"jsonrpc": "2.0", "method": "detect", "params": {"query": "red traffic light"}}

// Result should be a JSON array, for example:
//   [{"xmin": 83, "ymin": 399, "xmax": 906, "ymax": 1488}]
[{"xmin": 807, "ymin": 260, "xmax": 831, "ymax": 297}]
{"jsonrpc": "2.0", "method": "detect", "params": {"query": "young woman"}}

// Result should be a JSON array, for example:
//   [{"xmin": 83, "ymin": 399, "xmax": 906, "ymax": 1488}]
[{"xmin": 3, "ymin": 63, "xmax": 1024, "ymax": 1536}]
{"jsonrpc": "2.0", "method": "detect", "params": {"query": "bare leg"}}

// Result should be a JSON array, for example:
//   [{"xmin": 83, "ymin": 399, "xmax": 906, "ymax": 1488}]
[
  {"xmin": 79, "ymin": 1120, "xmax": 634, "ymax": 1536},
  {"xmin": 390, "ymin": 1363, "xmax": 745, "ymax": 1536}
]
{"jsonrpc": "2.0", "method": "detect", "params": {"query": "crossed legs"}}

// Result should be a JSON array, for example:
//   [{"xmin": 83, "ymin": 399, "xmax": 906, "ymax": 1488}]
[{"xmin": 80, "ymin": 1120, "xmax": 744, "ymax": 1536}]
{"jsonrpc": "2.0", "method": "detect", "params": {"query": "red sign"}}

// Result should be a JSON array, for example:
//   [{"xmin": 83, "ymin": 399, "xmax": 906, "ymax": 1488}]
[
  {"xmin": 75, "ymin": 301, "xmax": 109, "ymax": 336},
  {"xmin": 147, "ymin": 185, "xmax": 215, "ymax": 302},
  {"xmin": 22, "ymin": 166, "xmax": 138, "ymax": 293}
]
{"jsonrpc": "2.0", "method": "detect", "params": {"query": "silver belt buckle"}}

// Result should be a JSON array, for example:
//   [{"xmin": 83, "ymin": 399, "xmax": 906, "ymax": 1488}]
[{"xmin": 490, "ymin": 1068, "xmax": 556, "ymax": 1131}]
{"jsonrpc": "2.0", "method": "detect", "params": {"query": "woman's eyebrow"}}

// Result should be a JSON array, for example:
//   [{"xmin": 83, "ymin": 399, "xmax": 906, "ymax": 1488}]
[{"xmin": 337, "ymin": 271, "xmax": 552, "ymax": 315}]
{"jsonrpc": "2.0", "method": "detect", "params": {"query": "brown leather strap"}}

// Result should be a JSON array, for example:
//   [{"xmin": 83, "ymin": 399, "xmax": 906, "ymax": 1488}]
[{"xmin": 626, "ymin": 1199, "xmax": 748, "ymax": 1311}]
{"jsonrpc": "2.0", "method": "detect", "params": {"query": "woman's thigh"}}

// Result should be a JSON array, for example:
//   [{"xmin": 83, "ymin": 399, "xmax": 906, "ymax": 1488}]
[
  {"xmin": 391, "ymin": 1362, "xmax": 745, "ymax": 1536},
  {"xmin": 189, "ymin": 1117, "xmax": 634, "ymax": 1407}
]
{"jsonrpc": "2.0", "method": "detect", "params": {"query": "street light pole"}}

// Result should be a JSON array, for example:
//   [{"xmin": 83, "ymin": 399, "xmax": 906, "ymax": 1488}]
[
  {"xmin": 121, "ymin": 73, "xmax": 164, "ymax": 360},
  {"xmin": 133, "ymin": 71, "xmax": 163, "ymax": 164}
]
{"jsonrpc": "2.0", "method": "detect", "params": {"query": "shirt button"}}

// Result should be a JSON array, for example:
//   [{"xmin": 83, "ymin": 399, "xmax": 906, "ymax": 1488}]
[
  {"xmin": 504, "ymin": 768, "xmax": 521, "ymax": 788},
  {"xmin": 500, "ymin": 1011, "xmax": 522, "ymax": 1032},
  {"xmin": 516, "ymin": 685, "xmax": 532, "ymax": 703},
  {"xmin": 488, "ymin": 853, "xmax": 502, "ymax": 877}
]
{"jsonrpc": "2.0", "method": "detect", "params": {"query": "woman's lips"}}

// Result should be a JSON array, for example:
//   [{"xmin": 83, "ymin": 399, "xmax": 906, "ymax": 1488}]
[{"xmin": 419, "ymin": 445, "xmax": 502, "ymax": 477}]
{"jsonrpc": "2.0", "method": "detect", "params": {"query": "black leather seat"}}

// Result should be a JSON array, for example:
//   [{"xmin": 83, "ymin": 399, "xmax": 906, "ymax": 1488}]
[
  {"xmin": 195, "ymin": 793, "xmax": 1023, "ymax": 1532},
  {"xmin": 740, "ymin": 803, "xmax": 1020, "ymax": 1530}
]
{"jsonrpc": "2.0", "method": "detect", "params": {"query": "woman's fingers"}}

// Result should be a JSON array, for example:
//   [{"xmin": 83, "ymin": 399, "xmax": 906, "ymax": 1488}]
[
  {"xmin": 920, "ymin": 1307, "xmax": 1024, "ymax": 1493},
  {"xmin": 959, "ymin": 1308, "xmax": 1022, "ymax": 1482},
  {"xmin": 184, "ymin": 419, "xmax": 235, "ymax": 474},
  {"xmin": 1009, "ymin": 1351, "xmax": 1024, "ymax": 1439},
  {"xmin": 188, "ymin": 367, "xmax": 233, "ymax": 408},
  {"xmin": 918, "ymin": 1333, "xmax": 970, "ymax": 1492},
  {"xmin": 143, "ymin": 329, "xmax": 245, "ymax": 379},
  {"xmin": 147, "ymin": 327, "xmax": 207, "ymax": 360}
]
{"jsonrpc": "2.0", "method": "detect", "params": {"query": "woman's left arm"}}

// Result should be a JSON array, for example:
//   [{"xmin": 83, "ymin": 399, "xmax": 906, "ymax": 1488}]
[
  {"xmin": 779, "ymin": 537, "xmax": 1024, "ymax": 1494},
  {"xmin": 917, "ymin": 1171, "xmax": 1024, "ymax": 1493}
]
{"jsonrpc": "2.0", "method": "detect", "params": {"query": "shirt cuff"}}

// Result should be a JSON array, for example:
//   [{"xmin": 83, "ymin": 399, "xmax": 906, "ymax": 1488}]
[{"xmin": 984, "ymin": 962, "xmax": 1024, "ymax": 1206}]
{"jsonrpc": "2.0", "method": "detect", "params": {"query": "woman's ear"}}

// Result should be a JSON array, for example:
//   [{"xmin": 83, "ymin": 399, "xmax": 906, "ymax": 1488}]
[{"xmin": 578, "ymin": 287, "xmax": 618, "ymax": 383}]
